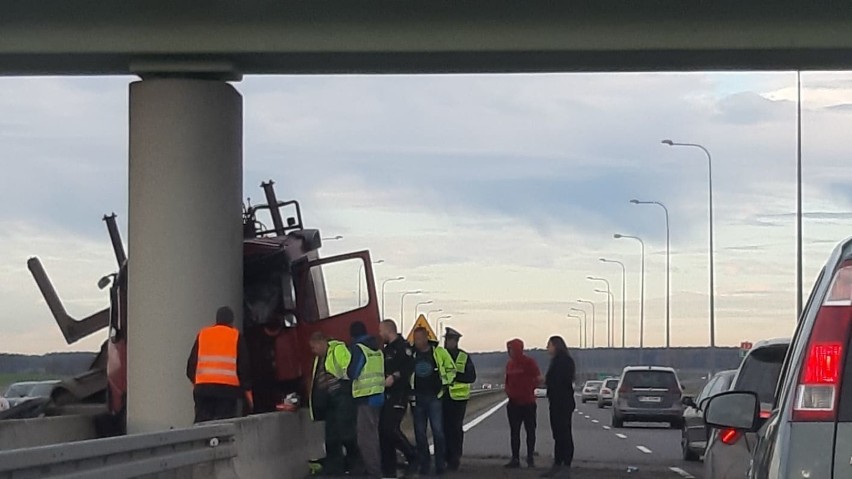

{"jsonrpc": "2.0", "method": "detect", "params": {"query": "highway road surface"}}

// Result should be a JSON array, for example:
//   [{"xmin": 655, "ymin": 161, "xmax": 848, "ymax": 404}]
[{"xmin": 447, "ymin": 395, "xmax": 705, "ymax": 479}]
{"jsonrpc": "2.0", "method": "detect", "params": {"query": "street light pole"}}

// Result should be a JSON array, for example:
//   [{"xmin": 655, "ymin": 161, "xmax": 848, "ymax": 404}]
[
  {"xmin": 399, "ymin": 290, "xmax": 422, "ymax": 334},
  {"xmin": 322, "ymin": 235, "xmax": 344, "ymax": 241},
  {"xmin": 631, "ymin": 199, "xmax": 671, "ymax": 349},
  {"xmin": 414, "ymin": 300, "xmax": 433, "ymax": 320},
  {"xmin": 568, "ymin": 314, "xmax": 584, "ymax": 348},
  {"xmin": 595, "ymin": 289, "xmax": 614, "ymax": 348},
  {"xmin": 381, "ymin": 276, "xmax": 405, "ymax": 319},
  {"xmin": 437, "ymin": 315, "xmax": 452, "ymax": 336},
  {"xmin": 570, "ymin": 307, "xmax": 588, "ymax": 348},
  {"xmin": 577, "ymin": 300, "xmax": 597, "ymax": 348},
  {"xmin": 600, "ymin": 258, "xmax": 627, "ymax": 348},
  {"xmin": 358, "ymin": 259, "xmax": 384, "ymax": 306},
  {"xmin": 427, "ymin": 309, "xmax": 444, "ymax": 335},
  {"xmin": 587, "ymin": 276, "xmax": 612, "ymax": 347},
  {"xmin": 663, "ymin": 139, "xmax": 715, "ymax": 371},
  {"xmin": 615, "ymin": 233, "xmax": 645, "ymax": 363}
]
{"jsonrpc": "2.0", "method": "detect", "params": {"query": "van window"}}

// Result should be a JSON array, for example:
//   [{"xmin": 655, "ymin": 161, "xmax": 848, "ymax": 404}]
[
  {"xmin": 623, "ymin": 370, "xmax": 679, "ymax": 389},
  {"xmin": 734, "ymin": 346, "xmax": 787, "ymax": 405}
]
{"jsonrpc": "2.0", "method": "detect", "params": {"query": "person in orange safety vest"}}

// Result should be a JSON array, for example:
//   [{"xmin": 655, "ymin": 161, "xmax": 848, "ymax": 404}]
[{"xmin": 186, "ymin": 306, "xmax": 253, "ymax": 423}]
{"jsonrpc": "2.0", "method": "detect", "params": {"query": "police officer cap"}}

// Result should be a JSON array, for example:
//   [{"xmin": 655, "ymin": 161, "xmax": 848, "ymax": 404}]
[{"xmin": 445, "ymin": 327, "xmax": 462, "ymax": 338}]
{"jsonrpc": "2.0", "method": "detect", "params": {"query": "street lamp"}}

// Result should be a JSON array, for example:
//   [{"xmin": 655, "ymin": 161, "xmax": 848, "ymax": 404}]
[
  {"xmin": 567, "ymin": 314, "xmax": 584, "ymax": 348},
  {"xmin": 662, "ymin": 139, "xmax": 716, "ymax": 371},
  {"xmin": 358, "ymin": 259, "xmax": 384, "ymax": 306},
  {"xmin": 381, "ymin": 276, "xmax": 405, "ymax": 319},
  {"xmin": 630, "ymin": 199, "xmax": 671, "ymax": 350},
  {"xmin": 570, "ymin": 307, "xmax": 588, "ymax": 348},
  {"xmin": 615, "ymin": 233, "xmax": 645, "ymax": 363},
  {"xmin": 414, "ymin": 300, "xmax": 433, "ymax": 320},
  {"xmin": 600, "ymin": 258, "xmax": 627, "ymax": 348},
  {"xmin": 577, "ymin": 300, "xmax": 597, "ymax": 348},
  {"xmin": 426, "ymin": 309, "xmax": 444, "ymax": 335},
  {"xmin": 587, "ymin": 276, "xmax": 613, "ymax": 347},
  {"xmin": 322, "ymin": 235, "xmax": 344, "ymax": 241},
  {"xmin": 399, "ymin": 290, "xmax": 423, "ymax": 334},
  {"xmin": 594, "ymin": 288, "xmax": 614, "ymax": 348},
  {"xmin": 437, "ymin": 315, "xmax": 452, "ymax": 335}
]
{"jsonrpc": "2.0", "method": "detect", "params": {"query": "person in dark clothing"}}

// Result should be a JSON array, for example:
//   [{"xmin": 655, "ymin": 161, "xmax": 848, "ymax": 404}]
[
  {"xmin": 542, "ymin": 335, "xmax": 576, "ymax": 478},
  {"xmin": 442, "ymin": 327, "xmax": 476, "ymax": 472},
  {"xmin": 504, "ymin": 338, "xmax": 543, "ymax": 469},
  {"xmin": 378, "ymin": 319, "xmax": 418, "ymax": 477},
  {"xmin": 347, "ymin": 321, "xmax": 385, "ymax": 479},
  {"xmin": 412, "ymin": 327, "xmax": 456, "ymax": 476},
  {"xmin": 186, "ymin": 306, "xmax": 253, "ymax": 423}
]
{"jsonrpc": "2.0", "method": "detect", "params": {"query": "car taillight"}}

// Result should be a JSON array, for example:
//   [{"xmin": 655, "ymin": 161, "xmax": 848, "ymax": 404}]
[
  {"xmin": 760, "ymin": 409, "xmax": 771, "ymax": 419},
  {"xmin": 793, "ymin": 263, "xmax": 852, "ymax": 422},
  {"xmin": 619, "ymin": 385, "xmax": 632, "ymax": 394},
  {"xmin": 720, "ymin": 428, "xmax": 742, "ymax": 445}
]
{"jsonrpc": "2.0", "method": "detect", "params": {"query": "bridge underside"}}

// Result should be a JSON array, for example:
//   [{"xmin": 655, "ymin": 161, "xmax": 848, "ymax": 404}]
[{"xmin": 4, "ymin": 1, "xmax": 852, "ymax": 76}]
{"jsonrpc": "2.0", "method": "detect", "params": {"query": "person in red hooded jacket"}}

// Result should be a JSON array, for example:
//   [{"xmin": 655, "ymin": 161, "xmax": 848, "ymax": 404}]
[{"xmin": 504, "ymin": 338, "xmax": 543, "ymax": 469}]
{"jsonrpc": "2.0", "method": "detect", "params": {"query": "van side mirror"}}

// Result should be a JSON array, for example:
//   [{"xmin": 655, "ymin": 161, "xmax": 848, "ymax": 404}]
[{"xmin": 704, "ymin": 391, "xmax": 760, "ymax": 432}]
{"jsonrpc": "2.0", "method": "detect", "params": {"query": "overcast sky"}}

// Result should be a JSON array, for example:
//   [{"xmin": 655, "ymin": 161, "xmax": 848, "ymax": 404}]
[{"xmin": 1, "ymin": 72, "xmax": 851, "ymax": 354}]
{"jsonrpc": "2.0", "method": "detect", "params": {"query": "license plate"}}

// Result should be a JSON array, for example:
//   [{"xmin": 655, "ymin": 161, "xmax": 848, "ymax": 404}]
[{"xmin": 639, "ymin": 396, "xmax": 662, "ymax": 403}]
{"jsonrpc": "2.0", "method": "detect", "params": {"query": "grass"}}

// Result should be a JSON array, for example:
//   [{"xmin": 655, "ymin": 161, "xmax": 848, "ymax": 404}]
[{"xmin": 0, "ymin": 372, "xmax": 57, "ymax": 393}]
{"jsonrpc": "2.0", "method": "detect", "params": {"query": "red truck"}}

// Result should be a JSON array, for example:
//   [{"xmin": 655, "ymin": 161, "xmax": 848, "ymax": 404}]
[{"xmin": 25, "ymin": 181, "xmax": 380, "ymax": 433}]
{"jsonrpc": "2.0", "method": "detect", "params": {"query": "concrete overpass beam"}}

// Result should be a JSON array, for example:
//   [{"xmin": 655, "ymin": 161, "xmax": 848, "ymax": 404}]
[{"xmin": 127, "ymin": 78, "xmax": 243, "ymax": 433}]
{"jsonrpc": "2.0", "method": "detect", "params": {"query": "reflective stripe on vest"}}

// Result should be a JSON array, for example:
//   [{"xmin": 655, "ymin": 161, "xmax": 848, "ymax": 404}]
[
  {"xmin": 352, "ymin": 344, "xmax": 385, "ymax": 398},
  {"xmin": 449, "ymin": 351, "xmax": 471, "ymax": 401},
  {"xmin": 195, "ymin": 325, "xmax": 240, "ymax": 387}
]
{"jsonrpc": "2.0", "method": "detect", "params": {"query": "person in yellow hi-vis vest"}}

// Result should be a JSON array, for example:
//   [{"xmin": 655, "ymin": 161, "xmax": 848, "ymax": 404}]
[
  {"xmin": 186, "ymin": 306, "xmax": 253, "ymax": 423},
  {"xmin": 309, "ymin": 331, "xmax": 358, "ymax": 476},
  {"xmin": 346, "ymin": 321, "xmax": 385, "ymax": 479},
  {"xmin": 411, "ymin": 326, "xmax": 457, "ymax": 476},
  {"xmin": 442, "ymin": 327, "xmax": 477, "ymax": 472}
]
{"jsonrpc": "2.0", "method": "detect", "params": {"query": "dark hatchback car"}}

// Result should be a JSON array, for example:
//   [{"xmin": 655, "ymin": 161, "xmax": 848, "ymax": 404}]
[
  {"xmin": 681, "ymin": 369, "xmax": 737, "ymax": 461},
  {"xmin": 612, "ymin": 366, "xmax": 683, "ymax": 428}
]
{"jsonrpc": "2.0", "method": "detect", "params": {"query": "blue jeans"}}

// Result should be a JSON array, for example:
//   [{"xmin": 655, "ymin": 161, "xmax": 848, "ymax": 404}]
[{"xmin": 413, "ymin": 394, "xmax": 446, "ymax": 474}]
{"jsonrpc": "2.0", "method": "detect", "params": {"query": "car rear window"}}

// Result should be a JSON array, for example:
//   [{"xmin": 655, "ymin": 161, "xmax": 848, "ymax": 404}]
[
  {"xmin": 605, "ymin": 379, "xmax": 619, "ymax": 389},
  {"xmin": 734, "ymin": 345, "xmax": 787, "ymax": 405},
  {"xmin": 585, "ymin": 381, "xmax": 602, "ymax": 388},
  {"xmin": 622, "ymin": 370, "xmax": 678, "ymax": 389}
]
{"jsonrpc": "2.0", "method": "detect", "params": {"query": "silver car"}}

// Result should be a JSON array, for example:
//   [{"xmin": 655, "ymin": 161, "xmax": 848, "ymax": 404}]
[
  {"xmin": 681, "ymin": 369, "xmax": 736, "ymax": 461},
  {"xmin": 580, "ymin": 380, "xmax": 603, "ymax": 403},
  {"xmin": 612, "ymin": 366, "xmax": 683, "ymax": 428},
  {"xmin": 704, "ymin": 339, "xmax": 789, "ymax": 477},
  {"xmin": 705, "ymin": 238, "xmax": 852, "ymax": 479},
  {"xmin": 597, "ymin": 378, "xmax": 620, "ymax": 408}
]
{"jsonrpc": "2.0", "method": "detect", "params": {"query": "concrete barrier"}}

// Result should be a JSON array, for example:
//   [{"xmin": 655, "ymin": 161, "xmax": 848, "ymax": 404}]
[
  {"xmin": 0, "ymin": 415, "xmax": 97, "ymax": 450},
  {"xmin": 214, "ymin": 410, "xmax": 324, "ymax": 479}
]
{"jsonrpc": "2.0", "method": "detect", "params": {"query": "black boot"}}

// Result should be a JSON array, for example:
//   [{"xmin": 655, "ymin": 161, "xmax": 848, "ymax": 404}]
[
  {"xmin": 504, "ymin": 458, "xmax": 521, "ymax": 469},
  {"xmin": 527, "ymin": 456, "xmax": 535, "ymax": 468}
]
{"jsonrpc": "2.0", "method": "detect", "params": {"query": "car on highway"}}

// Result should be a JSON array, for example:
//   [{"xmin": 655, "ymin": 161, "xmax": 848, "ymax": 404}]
[
  {"xmin": 705, "ymin": 238, "xmax": 852, "ymax": 479},
  {"xmin": 681, "ymin": 369, "xmax": 737, "ymax": 461},
  {"xmin": 534, "ymin": 387, "xmax": 547, "ymax": 398},
  {"xmin": 597, "ymin": 378, "xmax": 620, "ymax": 409},
  {"xmin": 612, "ymin": 366, "xmax": 683, "ymax": 429},
  {"xmin": 703, "ymin": 338, "xmax": 789, "ymax": 477},
  {"xmin": 3, "ymin": 380, "xmax": 60, "ymax": 408},
  {"xmin": 580, "ymin": 380, "xmax": 603, "ymax": 403}
]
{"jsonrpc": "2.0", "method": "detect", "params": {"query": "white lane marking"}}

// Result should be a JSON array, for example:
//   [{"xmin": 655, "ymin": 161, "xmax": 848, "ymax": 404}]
[
  {"xmin": 463, "ymin": 398, "xmax": 509, "ymax": 432},
  {"xmin": 602, "ymin": 425, "xmax": 611, "ymax": 430},
  {"xmin": 669, "ymin": 467, "xmax": 696, "ymax": 478},
  {"xmin": 616, "ymin": 433, "xmax": 628, "ymax": 439},
  {"xmin": 592, "ymin": 419, "xmax": 599, "ymax": 424},
  {"xmin": 637, "ymin": 446, "xmax": 652, "ymax": 454}
]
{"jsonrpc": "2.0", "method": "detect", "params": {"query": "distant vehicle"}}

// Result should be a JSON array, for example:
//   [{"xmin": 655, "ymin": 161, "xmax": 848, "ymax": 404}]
[
  {"xmin": 681, "ymin": 370, "xmax": 737, "ymax": 461},
  {"xmin": 3, "ymin": 380, "xmax": 60, "ymax": 408},
  {"xmin": 703, "ymin": 338, "xmax": 789, "ymax": 478},
  {"xmin": 612, "ymin": 366, "xmax": 683, "ymax": 429},
  {"xmin": 534, "ymin": 387, "xmax": 547, "ymax": 398},
  {"xmin": 706, "ymin": 240, "xmax": 852, "ymax": 479},
  {"xmin": 597, "ymin": 378, "xmax": 620, "ymax": 409},
  {"xmin": 581, "ymin": 380, "xmax": 603, "ymax": 403},
  {"xmin": 481, "ymin": 383, "xmax": 493, "ymax": 390}
]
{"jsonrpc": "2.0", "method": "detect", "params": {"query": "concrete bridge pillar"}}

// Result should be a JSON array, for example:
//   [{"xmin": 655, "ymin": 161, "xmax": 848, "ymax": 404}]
[{"xmin": 127, "ymin": 79, "xmax": 243, "ymax": 433}]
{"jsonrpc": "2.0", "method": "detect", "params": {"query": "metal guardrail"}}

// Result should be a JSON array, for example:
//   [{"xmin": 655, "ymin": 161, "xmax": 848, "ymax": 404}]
[{"xmin": 0, "ymin": 423, "xmax": 236, "ymax": 479}]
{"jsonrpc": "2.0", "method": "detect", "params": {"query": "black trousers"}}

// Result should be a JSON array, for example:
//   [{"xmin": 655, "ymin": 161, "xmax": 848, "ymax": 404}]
[
  {"xmin": 380, "ymin": 402, "xmax": 417, "ymax": 476},
  {"xmin": 193, "ymin": 395, "xmax": 238, "ymax": 423},
  {"xmin": 442, "ymin": 397, "xmax": 467, "ymax": 469},
  {"xmin": 507, "ymin": 401, "xmax": 537, "ymax": 460},
  {"xmin": 549, "ymin": 399, "xmax": 575, "ymax": 467}
]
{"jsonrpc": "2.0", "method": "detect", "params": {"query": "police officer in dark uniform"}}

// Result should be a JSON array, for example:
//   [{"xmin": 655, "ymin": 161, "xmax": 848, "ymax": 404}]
[
  {"xmin": 442, "ymin": 327, "xmax": 476, "ymax": 471},
  {"xmin": 378, "ymin": 319, "xmax": 418, "ymax": 477}
]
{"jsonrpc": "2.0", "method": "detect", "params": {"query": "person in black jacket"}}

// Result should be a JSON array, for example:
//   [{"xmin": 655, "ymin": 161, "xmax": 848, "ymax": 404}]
[
  {"xmin": 378, "ymin": 319, "xmax": 418, "ymax": 477},
  {"xmin": 542, "ymin": 335, "xmax": 576, "ymax": 478}
]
